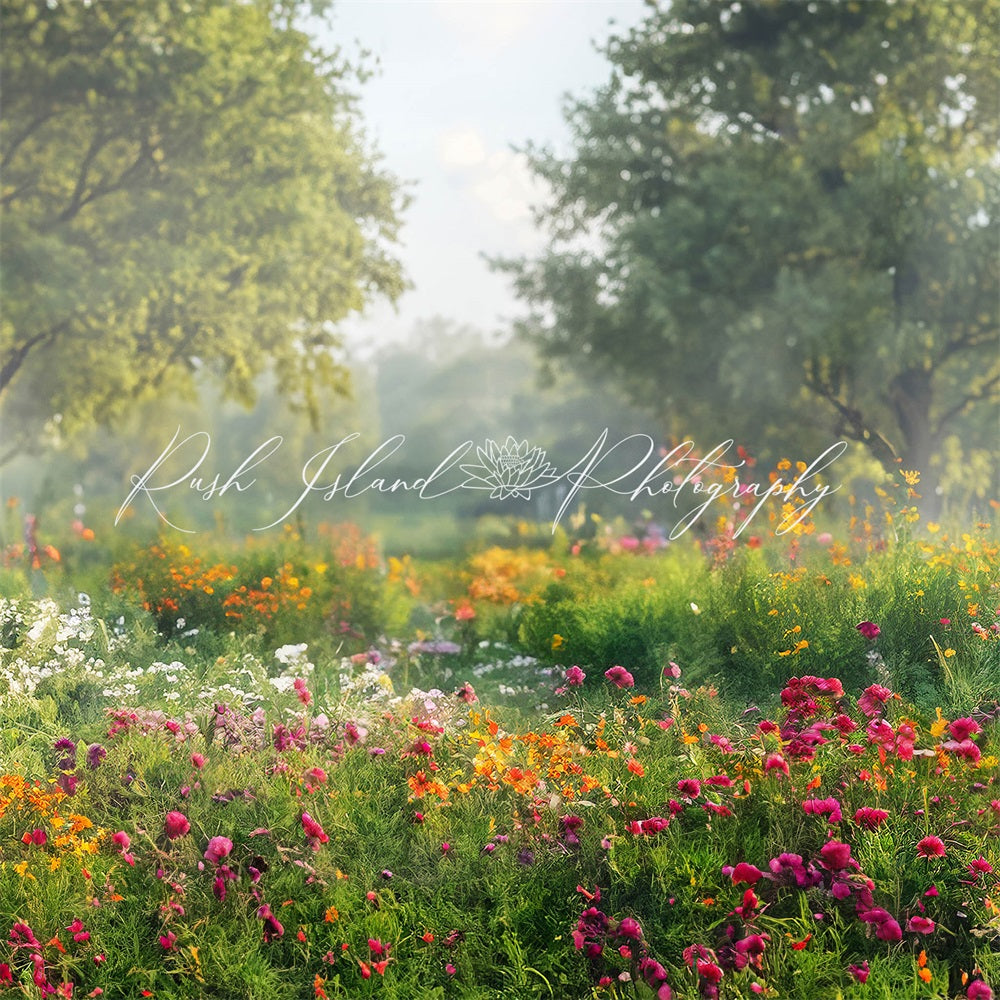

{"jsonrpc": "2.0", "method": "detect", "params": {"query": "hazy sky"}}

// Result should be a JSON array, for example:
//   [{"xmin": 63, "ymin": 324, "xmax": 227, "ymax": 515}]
[{"xmin": 310, "ymin": 1, "xmax": 648, "ymax": 352}]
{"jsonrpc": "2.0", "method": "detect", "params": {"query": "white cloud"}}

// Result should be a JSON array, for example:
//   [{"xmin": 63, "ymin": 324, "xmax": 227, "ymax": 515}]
[
  {"xmin": 437, "ymin": 128, "xmax": 488, "ymax": 168},
  {"xmin": 431, "ymin": 1, "xmax": 543, "ymax": 49},
  {"xmin": 471, "ymin": 149, "xmax": 547, "ymax": 225}
]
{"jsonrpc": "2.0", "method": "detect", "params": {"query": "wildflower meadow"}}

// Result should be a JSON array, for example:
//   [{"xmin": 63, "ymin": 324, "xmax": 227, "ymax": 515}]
[{"xmin": 0, "ymin": 470, "xmax": 997, "ymax": 1000}]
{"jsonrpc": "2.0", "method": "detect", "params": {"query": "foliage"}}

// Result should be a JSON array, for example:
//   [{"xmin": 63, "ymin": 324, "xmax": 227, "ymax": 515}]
[
  {"xmin": 0, "ymin": 0, "xmax": 406, "ymax": 462},
  {"xmin": 497, "ymin": 0, "xmax": 999, "ymax": 508},
  {"xmin": 1, "ymin": 621, "xmax": 998, "ymax": 999}
]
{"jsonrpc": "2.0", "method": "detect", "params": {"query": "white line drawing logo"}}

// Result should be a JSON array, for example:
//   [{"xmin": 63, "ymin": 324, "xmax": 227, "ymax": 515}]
[{"xmin": 460, "ymin": 436, "xmax": 560, "ymax": 500}]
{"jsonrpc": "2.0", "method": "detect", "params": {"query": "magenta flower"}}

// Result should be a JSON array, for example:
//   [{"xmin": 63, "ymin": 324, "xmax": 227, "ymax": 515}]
[
  {"xmin": 853, "ymin": 806, "xmax": 889, "ymax": 829},
  {"xmin": 677, "ymin": 778, "xmax": 701, "ymax": 798},
  {"xmin": 204, "ymin": 836, "xmax": 233, "ymax": 864},
  {"xmin": 301, "ymin": 812, "xmax": 328, "ymax": 845},
  {"xmin": 257, "ymin": 904, "xmax": 284, "ymax": 942},
  {"xmin": 969, "ymin": 857, "xmax": 994, "ymax": 877},
  {"xmin": 847, "ymin": 961, "xmax": 870, "ymax": 983},
  {"xmin": 604, "ymin": 665, "xmax": 634, "ymax": 689},
  {"xmin": 565, "ymin": 666, "xmax": 586, "ymax": 687},
  {"xmin": 617, "ymin": 917, "xmax": 642, "ymax": 941},
  {"xmin": 819, "ymin": 841, "xmax": 852, "ymax": 871},
  {"xmin": 968, "ymin": 982, "xmax": 994, "ymax": 1000},
  {"xmin": 949, "ymin": 717, "xmax": 982, "ymax": 741},
  {"xmin": 859, "ymin": 908, "xmax": 902, "ymax": 941},
  {"xmin": 730, "ymin": 862, "xmax": 763, "ymax": 885},
  {"xmin": 164, "ymin": 811, "xmax": 190, "ymax": 840},
  {"xmin": 112, "ymin": 831, "xmax": 131, "ymax": 852},
  {"xmin": 857, "ymin": 684, "xmax": 893, "ymax": 717},
  {"xmin": 159, "ymin": 931, "xmax": 177, "ymax": 951},
  {"xmin": 802, "ymin": 796, "xmax": 843, "ymax": 824},
  {"xmin": 191, "ymin": 752, "xmax": 206, "ymax": 769},
  {"xmin": 856, "ymin": 621, "xmax": 881, "ymax": 640},
  {"xmin": 916, "ymin": 835, "xmax": 946, "ymax": 858},
  {"xmin": 906, "ymin": 916, "xmax": 935, "ymax": 935}
]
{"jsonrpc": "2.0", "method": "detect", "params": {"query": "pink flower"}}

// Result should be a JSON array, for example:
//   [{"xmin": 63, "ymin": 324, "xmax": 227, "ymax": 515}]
[
  {"xmin": 455, "ymin": 683, "xmax": 477, "ymax": 704},
  {"xmin": 858, "ymin": 684, "xmax": 893, "ymax": 717},
  {"xmin": 604, "ymin": 665, "xmax": 634, "ymax": 689},
  {"xmin": 565, "ymin": 666, "xmax": 586, "ymax": 687},
  {"xmin": 190, "ymin": 752, "xmax": 206, "ymax": 769},
  {"xmin": 819, "ymin": 841, "xmax": 852, "ymax": 871},
  {"xmin": 847, "ymin": 961, "xmax": 870, "ymax": 983},
  {"xmin": 916, "ymin": 835, "xmax": 946, "ymax": 858},
  {"xmin": 204, "ymin": 836, "xmax": 233, "ymax": 864},
  {"xmin": 802, "ymin": 796, "xmax": 842, "ymax": 824},
  {"xmin": 164, "ymin": 811, "xmax": 190, "ymax": 840},
  {"xmin": 764, "ymin": 754, "xmax": 789, "ymax": 777},
  {"xmin": 159, "ymin": 931, "xmax": 177, "ymax": 951},
  {"xmin": 906, "ymin": 916, "xmax": 935, "ymax": 934},
  {"xmin": 293, "ymin": 677, "xmax": 311, "ymax": 706},
  {"xmin": 112, "ymin": 831, "xmax": 130, "ymax": 852},
  {"xmin": 968, "ymin": 983, "xmax": 993, "ymax": 1000},
  {"xmin": 853, "ymin": 807, "xmax": 889, "ymax": 829},
  {"xmin": 301, "ymin": 812, "xmax": 328, "ymax": 847},
  {"xmin": 856, "ymin": 621, "xmax": 881, "ymax": 640},
  {"xmin": 665, "ymin": 661, "xmax": 682, "ymax": 679},
  {"xmin": 257, "ymin": 904, "xmax": 284, "ymax": 942},
  {"xmin": 969, "ymin": 857, "xmax": 994, "ymax": 877},
  {"xmin": 949, "ymin": 717, "xmax": 982, "ymax": 741},
  {"xmin": 859, "ymin": 908, "xmax": 902, "ymax": 941}
]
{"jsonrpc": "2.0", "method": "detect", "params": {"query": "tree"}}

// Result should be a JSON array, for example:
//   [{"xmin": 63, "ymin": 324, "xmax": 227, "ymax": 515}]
[
  {"xmin": 497, "ymin": 0, "xmax": 999, "ymax": 508},
  {"xmin": 0, "ymin": 0, "xmax": 406, "ymax": 463}
]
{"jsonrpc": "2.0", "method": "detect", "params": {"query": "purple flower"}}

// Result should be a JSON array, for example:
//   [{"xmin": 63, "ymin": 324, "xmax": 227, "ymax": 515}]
[{"xmin": 85, "ymin": 744, "xmax": 106, "ymax": 770}]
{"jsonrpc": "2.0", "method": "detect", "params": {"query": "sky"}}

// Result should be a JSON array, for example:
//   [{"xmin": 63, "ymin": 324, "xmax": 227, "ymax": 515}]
[{"xmin": 309, "ymin": 0, "xmax": 648, "ymax": 353}]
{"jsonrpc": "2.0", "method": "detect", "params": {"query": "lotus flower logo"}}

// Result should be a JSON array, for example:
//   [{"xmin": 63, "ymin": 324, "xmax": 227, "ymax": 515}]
[{"xmin": 461, "ymin": 437, "xmax": 559, "ymax": 500}]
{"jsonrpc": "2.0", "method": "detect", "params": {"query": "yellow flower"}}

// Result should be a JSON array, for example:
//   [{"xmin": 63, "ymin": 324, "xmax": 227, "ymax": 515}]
[
  {"xmin": 944, "ymin": 648, "xmax": 956, "ymax": 658},
  {"xmin": 551, "ymin": 634, "xmax": 565, "ymax": 651}
]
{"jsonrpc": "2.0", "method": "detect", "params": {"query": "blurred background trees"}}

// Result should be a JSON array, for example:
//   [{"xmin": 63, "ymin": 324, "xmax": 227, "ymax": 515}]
[
  {"xmin": 0, "ymin": 0, "xmax": 406, "ymax": 463},
  {"xmin": 497, "ymin": 0, "xmax": 999, "ymax": 511},
  {"xmin": 1, "ymin": 0, "xmax": 996, "ymax": 546}
]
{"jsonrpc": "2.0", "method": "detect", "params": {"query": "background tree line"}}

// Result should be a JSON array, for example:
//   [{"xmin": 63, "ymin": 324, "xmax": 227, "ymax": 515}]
[{"xmin": 1, "ymin": 0, "xmax": 996, "ymax": 546}]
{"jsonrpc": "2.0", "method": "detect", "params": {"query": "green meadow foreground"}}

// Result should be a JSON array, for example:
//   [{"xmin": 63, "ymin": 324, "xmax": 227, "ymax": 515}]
[{"xmin": 1, "ymin": 493, "xmax": 997, "ymax": 999}]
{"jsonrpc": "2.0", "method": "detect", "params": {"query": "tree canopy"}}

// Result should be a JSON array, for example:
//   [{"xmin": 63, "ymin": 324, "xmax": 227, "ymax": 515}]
[
  {"xmin": 0, "ymin": 0, "xmax": 406, "ymax": 463},
  {"xmin": 498, "ymin": 0, "xmax": 999, "ymax": 506}
]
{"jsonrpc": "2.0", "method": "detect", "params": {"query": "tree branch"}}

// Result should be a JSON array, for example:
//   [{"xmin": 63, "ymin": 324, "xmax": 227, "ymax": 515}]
[
  {"xmin": 934, "ymin": 371, "xmax": 1000, "ymax": 433},
  {"xmin": 805, "ymin": 365, "xmax": 900, "ymax": 471},
  {"xmin": 0, "ymin": 320, "xmax": 72, "ymax": 395}
]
